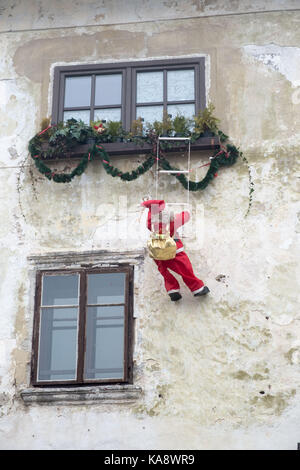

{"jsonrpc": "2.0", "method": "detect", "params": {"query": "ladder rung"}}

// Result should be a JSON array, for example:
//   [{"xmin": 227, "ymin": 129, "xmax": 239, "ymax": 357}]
[
  {"xmin": 158, "ymin": 136, "xmax": 191, "ymax": 141},
  {"xmin": 158, "ymin": 170, "xmax": 189, "ymax": 174}
]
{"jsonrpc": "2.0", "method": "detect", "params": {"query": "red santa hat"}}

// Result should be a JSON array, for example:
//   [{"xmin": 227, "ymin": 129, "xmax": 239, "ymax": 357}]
[{"xmin": 141, "ymin": 199, "xmax": 165, "ymax": 213}]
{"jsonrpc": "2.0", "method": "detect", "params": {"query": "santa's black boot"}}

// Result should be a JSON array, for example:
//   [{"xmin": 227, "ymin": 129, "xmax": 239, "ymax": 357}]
[
  {"xmin": 169, "ymin": 292, "xmax": 182, "ymax": 301},
  {"xmin": 194, "ymin": 286, "xmax": 210, "ymax": 297}
]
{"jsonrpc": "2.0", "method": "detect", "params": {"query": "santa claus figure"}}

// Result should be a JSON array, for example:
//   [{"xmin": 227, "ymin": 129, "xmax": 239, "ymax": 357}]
[{"xmin": 141, "ymin": 199, "xmax": 210, "ymax": 301}]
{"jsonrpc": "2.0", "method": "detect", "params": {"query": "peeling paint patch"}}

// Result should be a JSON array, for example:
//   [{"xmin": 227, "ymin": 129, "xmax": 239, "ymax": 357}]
[
  {"xmin": 232, "ymin": 370, "xmax": 269, "ymax": 381},
  {"xmin": 285, "ymin": 347, "xmax": 300, "ymax": 365},
  {"xmin": 0, "ymin": 392, "xmax": 9, "ymax": 407},
  {"xmin": 243, "ymin": 44, "xmax": 300, "ymax": 87},
  {"xmin": 8, "ymin": 147, "xmax": 19, "ymax": 160},
  {"xmin": 251, "ymin": 390, "xmax": 296, "ymax": 416},
  {"xmin": 215, "ymin": 274, "xmax": 227, "ymax": 283},
  {"xmin": 94, "ymin": 14, "xmax": 105, "ymax": 22}
]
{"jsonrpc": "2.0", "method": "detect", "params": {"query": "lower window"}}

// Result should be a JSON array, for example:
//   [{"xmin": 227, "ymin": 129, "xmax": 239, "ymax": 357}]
[{"xmin": 31, "ymin": 266, "xmax": 134, "ymax": 386}]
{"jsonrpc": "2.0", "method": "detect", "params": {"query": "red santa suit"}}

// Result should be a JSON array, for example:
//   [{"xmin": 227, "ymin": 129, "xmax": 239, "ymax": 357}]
[{"xmin": 141, "ymin": 199, "xmax": 205, "ymax": 296}]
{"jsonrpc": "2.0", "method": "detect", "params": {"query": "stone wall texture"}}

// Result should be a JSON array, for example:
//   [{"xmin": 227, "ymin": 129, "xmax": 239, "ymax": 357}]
[{"xmin": 0, "ymin": 0, "xmax": 299, "ymax": 450}]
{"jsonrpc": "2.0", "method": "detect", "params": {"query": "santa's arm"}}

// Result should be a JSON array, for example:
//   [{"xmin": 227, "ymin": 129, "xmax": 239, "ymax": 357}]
[{"xmin": 173, "ymin": 211, "xmax": 190, "ymax": 231}]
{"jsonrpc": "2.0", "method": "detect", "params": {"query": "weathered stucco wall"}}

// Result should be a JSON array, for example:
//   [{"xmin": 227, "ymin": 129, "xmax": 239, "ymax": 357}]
[{"xmin": 0, "ymin": 0, "xmax": 299, "ymax": 450}]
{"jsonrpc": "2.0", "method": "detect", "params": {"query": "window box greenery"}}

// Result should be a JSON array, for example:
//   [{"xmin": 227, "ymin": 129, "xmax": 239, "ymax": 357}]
[{"xmin": 28, "ymin": 107, "xmax": 251, "ymax": 216}]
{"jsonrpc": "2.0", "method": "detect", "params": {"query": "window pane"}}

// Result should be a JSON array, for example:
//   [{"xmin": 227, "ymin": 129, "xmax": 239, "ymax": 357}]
[
  {"xmin": 64, "ymin": 76, "xmax": 91, "ymax": 107},
  {"xmin": 168, "ymin": 103, "xmax": 195, "ymax": 120},
  {"xmin": 167, "ymin": 69, "xmax": 195, "ymax": 101},
  {"xmin": 87, "ymin": 273, "xmax": 125, "ymax": 304},
  {"xmin": 42, "ymin": 274, "xmax": 79, "ymax": 306},
  {"xmin": 95, "ymin": 74, "xmax": 122, "ymax": 106},
  {"xmin": 63, "ymin": 110, "xmax": 90, "ymax": 125},
  {"xmin": 85, "ymin": 306, "xmax": 124, "ymax": 380},
  {"xmin": 137, "ymin": 71, "xmax": 163, "ymax": 103},
  {"xmin": 136, "ymin": 105, "xmax": 163, "ymax": 124},
  {"xmin": 38, "ymin": 307, "xmax": 78, "ymax": 381},
  {"xmin": 94, "ymin": 108, "xmax": 121, "ymax": 122}
]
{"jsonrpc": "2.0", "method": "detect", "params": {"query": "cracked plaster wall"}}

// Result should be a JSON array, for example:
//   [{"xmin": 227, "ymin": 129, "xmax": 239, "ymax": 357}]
[
  {"xmin": 0, "ymin": 0, "xmax": 299, "ymax": 450},
  {"xmin": 1, "ymin": 0, "xmax": 300, "ymax": 31}
]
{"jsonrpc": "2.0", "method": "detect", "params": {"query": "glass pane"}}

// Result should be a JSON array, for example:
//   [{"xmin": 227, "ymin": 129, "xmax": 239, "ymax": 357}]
[
  {"xmin": 94, "ymin": 108, "xmax": 121, "ymax": 122},
  {"xmin": 84, "ymin": 306, "xmax": 124, "ymax": 380},
  {"xmin": 38, "ymin": 307, "xmax": 78, "ymax": 381},
  {"xmin": 42, "ymin": 274, "xmax": 79, "ymax": 306},
  {"xmin": 95, "ymin": 74, "xmax": 122, "ymax": 106},
  {"xmin": 63, "ymin": 110, "xmax": 90, "ymax": 125},
  {"xmin": 167, "ymin": 69, "xmax": 195, "ymax": 101},
  {"xmin": 137, "ymin": 71, "xmax": 163, "ymax": 103},
  {"xmin": 64, "ymin": 76, "xmax": 91, "ymax": 107},
  {"xmin": 136, "ymin": 105, "xmax": 163, "ymax": 124},
  {"xmin": 168, "ymin": 103, "xmax": 195, "ymax": 120},
  {"xmin": 87, "ymin": 273, "xmax": 125, "ymax": 304}
]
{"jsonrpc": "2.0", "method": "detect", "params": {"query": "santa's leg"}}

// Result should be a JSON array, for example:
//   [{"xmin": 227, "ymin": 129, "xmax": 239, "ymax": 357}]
[
  {"xmin": 167, "ymin": 252, "xmax": 209, "ymax": 296},
  {"xmin": 154, "ymin": 260, "xmax": 182, "ymax": 301}
]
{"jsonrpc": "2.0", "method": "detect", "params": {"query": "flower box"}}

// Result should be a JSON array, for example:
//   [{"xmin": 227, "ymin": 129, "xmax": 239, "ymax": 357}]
[{"xmin": 41, "ymin": 136, "xmax": 220, "ymax": 160}]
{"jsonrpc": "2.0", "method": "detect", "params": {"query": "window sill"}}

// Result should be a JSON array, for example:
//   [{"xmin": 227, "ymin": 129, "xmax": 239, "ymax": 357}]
[
  {"xmin": 20, "ymin": 384, "xmax": 142, "ymax": 406},
  {"xmin": 41, "ymin": 136, "xmax": 220, "ymax": 160}
]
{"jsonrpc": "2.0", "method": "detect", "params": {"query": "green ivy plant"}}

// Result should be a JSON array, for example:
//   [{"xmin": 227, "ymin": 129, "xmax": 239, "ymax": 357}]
[{"xmin": 48, "ymin": 118, "xmax": 92, "ymax": 145}]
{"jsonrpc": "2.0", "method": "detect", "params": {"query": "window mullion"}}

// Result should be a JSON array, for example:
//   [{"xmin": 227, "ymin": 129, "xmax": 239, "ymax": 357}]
[
  {"xmin": 77, "ymin": 270, "xmax": 87, "ymax": 383},
  {"xmin": 127, "ymin": 67, "xmax": 134, "ymax": 132},
  {"xmin": 163, "ymin": 69, "xmax": 167, "ymax": 114},
  {"xmin": 126, "ymin": 266, "xmax": 134, "ymax": 382},
  {"xmin": 194, "ymin": 63, "xmax": 199, "ymax": 115},
  {"xmin": 123, "ymin": 271, "xmax": 129, "ymax": 381},
  {"xmin": 31, "ymin": 271, "xmax": 42, "ymax": 385},
  {"xmin": 90, "ymin": 74, "xmax": 96, "ymax": 123},
  {"xmin": 58, "ymin": 73, "xmax": 66, "ymax": 123},
  {"xmin": 199, "ymin": 59, "xmax": 206, "ymax": 111}
]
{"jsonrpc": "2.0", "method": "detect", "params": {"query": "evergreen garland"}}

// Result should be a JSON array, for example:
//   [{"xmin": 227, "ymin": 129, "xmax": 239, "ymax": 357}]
[
  {"xmin": 28, "ymin": 119, "xmax": 247, "ymax": 201},
  {"xmin": 29, "ymin": 132, "xmax": 102, "ymax": 183},
  {"xmin": 101, "ymin": 149, "xmax": 156, "ymax": 181}
]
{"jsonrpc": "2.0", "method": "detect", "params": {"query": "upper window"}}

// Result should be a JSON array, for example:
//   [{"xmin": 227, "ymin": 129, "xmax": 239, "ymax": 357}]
[
  {"xmin": 31, "ymin": 266, "xmax": 133, "ymax": 386},
  {"xmin": 52, "ymin": 58, "xmax": 206, "ymax": 132}
]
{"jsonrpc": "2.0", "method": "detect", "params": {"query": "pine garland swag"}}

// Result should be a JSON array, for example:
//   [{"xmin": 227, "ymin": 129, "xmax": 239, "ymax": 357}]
[
  {"xmin": 28, "ymin": 119, "xmax": 244, "ymax": 195},
  {"xmin": 28, "ymin": 124, "xmax": 157, "ymax": 183},
  {"xmin": 102, "ymin": 151, "xmax": 156, "ymax": 181},
  {"xmin": 29, "ymin": 133, "xmax": 102, "ymax": 183}
]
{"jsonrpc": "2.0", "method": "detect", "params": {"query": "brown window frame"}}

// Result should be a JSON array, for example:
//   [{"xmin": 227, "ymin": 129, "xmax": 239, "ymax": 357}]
[
  {"xmin": 31, "ymin": 265, "xmax": 134, "ymax": 387},
  {"xmin": 52, "ymin": 58, "xmax": 206, "ymax": 132}
]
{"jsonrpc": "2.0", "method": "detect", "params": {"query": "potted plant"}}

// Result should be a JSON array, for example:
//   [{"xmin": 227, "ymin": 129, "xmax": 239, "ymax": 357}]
[
  {"xmin": 161, "ymin": 111, "xmax": 173, "ymax": 137},
  {"xmin": 172, "ymin": 114, "xmax": 191, "ymax": 137},
  {"xmin": 193, "ymin": 103, "xmax": 220, "ymax": 137},
  {"xmin": 151, "ymin": 119, "xmax": 163, "ymax": 136},
  {"xmin": 131, "ymin": 117, "xmax": 144, "ymax": 137},
  {"xmin": 106, "ymin": 120, "xmax": 123, "ymax": 142},
  {"xmin": 48, "ymin": 118, "xmax": 91, "ymax": 151}
]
